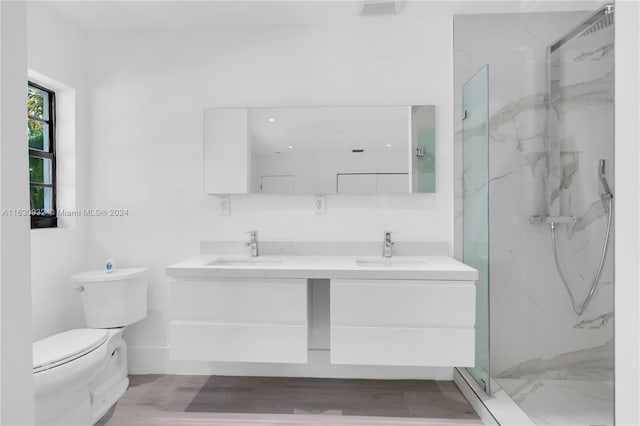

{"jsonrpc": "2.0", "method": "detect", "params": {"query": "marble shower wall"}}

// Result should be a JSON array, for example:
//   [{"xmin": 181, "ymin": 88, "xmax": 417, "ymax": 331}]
[{"xmin": 454, "ymin": 11, "xmax": 614, "ymax": 379}]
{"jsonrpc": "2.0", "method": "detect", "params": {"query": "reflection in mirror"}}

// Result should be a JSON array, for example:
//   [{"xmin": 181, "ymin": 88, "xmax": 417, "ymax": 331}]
[
  {"xmin": 204, "ymin": 105, "xmax": 435, "ymax": 194},
  {"xmin": 412, "ymin": 106, "xmax": 436, "ymax": 193}
]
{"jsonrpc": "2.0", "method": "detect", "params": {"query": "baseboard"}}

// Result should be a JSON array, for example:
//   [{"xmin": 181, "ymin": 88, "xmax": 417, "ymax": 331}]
[
  {"xmin": 128, "ymin": 346, "xmax": 453, "ymax": 380},
  {"xmin": 453, "ymin": 368, "xmax": 534, "ymax": 426}
]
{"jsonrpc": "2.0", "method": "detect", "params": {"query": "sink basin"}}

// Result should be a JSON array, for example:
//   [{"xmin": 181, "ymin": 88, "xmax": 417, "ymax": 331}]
[
  {"xmin": 355, "ymin": 257, "xmax": 430, "ymax": 268},
  {"xmin": 207, "ymin": 257, "xmax": 284, "ymax": 267}
]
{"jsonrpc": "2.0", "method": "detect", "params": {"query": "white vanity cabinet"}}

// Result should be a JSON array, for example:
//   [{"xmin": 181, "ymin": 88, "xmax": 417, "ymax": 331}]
[
  {"xmin": 169, "ymin": 278, "xmax": 308, "ymax": 363},
  {"xmin": 330, "ymin": 279, "xmax": 476, "ymax": 367},
  {"xmin": 167, "ymin": 254, "xmax": 478, "ymax": 369}
]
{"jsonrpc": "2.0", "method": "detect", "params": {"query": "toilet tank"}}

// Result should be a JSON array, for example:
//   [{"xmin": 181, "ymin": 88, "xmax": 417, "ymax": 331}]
[{"xmin": 71, "ymin": 268, "xmax": 149, "ymax": 328}]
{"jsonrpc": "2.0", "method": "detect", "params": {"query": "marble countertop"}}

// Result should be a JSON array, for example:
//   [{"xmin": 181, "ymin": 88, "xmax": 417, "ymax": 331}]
[{"xmin": 166, "ymin": 255, "xmax": 478, "ymax": 281}]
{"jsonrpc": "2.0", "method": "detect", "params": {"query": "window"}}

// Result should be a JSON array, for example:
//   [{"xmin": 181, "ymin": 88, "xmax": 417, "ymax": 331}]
[{"xmin": 28, "ymin": 82, "xmax": 57, "ymax": 229}]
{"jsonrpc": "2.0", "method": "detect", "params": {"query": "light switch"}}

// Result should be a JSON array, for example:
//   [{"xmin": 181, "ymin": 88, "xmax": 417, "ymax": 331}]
[
  {"xmin": 219, "ymin": 197, "xmax": 230, "ymax": 216},
  {"xmin": 314, "ymin": 196, "xmax": 326, "ymax": 214}
]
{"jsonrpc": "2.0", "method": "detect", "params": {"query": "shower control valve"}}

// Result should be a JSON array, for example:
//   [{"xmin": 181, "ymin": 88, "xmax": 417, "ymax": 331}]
[
  {"xmin": 529, "ymin": 215, "xmax": 546, "ymax": 224},
  {"xmin": 529, "ymin": 215, "xmax": 576, "ymax": 225},
  {"xmin": 601, "ymin": 192, "xmax": 613, "ymax": 200}
]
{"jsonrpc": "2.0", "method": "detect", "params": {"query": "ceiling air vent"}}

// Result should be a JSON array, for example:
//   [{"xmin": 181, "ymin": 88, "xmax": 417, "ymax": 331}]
[
  {"xmin": 357, "ymin": 0, "xmax": 405, "ymax": 16},
  {"xmin": 352, "ymin": 149, "xmax": 364, "ymax": 153}
]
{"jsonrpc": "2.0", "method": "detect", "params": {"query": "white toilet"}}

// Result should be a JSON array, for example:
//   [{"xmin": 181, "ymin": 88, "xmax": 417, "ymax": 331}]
[{"xmin": 33, "ymin": 268, "xmax": 149, "ymax": 426}]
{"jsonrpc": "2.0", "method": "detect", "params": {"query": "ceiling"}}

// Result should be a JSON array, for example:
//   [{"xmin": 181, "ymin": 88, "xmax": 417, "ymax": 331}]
[
  {"xmin": 42, "ymin": 1, "xmax": 604, "ymax": 32},
  {"xmin": 43, "ymin": 1, "xmax": 367, "ymax": 31}
]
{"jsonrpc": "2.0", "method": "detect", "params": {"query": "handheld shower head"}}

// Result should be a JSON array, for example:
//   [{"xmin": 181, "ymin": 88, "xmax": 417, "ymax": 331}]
[{"xmin": 599, "ymin": 159, "xmax": 612, "ymax": 198}]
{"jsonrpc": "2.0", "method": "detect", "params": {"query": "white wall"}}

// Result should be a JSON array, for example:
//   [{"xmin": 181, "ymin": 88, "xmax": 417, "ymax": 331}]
[
  {"xmin": 0, "ymin": 1, "xmax": 35, "ymax": 423},
  {"xmin": 613, "ymin": 1, "xmax": 640, "ymax": 424},
  {"xmin": 86, "ymin": 7, "xmax": 456, "ymax": 372},
  {"xmin": 27, "ymin": 2, "xmax": 90, "ymax": 341}
]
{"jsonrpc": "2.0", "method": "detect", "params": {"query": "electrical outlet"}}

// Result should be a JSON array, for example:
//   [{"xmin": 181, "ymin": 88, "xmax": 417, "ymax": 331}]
[
  {"xmin": 219, "ymin": 197, "xmax": 230, "ymax": 216},
  {"xmin": 314, "ymin": 196, "xmax": 326, "ymax": 214}
]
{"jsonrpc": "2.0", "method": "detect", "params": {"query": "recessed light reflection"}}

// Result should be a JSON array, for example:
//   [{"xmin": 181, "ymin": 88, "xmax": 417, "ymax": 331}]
[
  {"xmin": 385, "ymin": 144, "xmax": 392, "ymax": 147},
  {"xmin": 268, "ymin": 118, "xmax": 276, "ymax": 122},
  {"xmin": 288, "ymin": 145, "xmax": 294, "ymax": 149}
]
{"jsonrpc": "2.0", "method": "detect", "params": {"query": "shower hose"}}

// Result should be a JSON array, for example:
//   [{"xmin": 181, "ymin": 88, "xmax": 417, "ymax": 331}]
[{"xmin": 550, "ymin": 197, "xmax": 613, "ymax": 316}]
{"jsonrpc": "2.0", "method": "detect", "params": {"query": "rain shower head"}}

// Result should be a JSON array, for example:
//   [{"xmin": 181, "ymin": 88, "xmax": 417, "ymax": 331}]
[
  {"xmin": 580, "ymin": 6, "xmax": 614, "ymax": 38},
  {"xmin": 550, "ymin": 4, "xmax": 614, "ymax": 53}
]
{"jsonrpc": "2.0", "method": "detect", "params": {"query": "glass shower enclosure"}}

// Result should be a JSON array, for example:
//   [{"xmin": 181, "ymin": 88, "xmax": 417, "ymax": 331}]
[{"xmin": 458, "ymin": 4, "xmax": 614, "ymax": 424}]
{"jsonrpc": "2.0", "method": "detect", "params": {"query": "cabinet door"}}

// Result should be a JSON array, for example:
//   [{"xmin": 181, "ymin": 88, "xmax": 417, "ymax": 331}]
[
  {"xmin": 170, "ymin": 278, "xmax": 307, "ymax": 363},
  {"xmin": 330, "ymin": 279, "xmax": 475, "ymax": 367},
  {"xmin": 204, "ymin": 109, "xmax": 250, "ymax": 194}
]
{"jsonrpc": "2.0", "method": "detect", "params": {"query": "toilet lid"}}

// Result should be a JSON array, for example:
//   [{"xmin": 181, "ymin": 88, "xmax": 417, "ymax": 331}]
[{"xmin": 33, "ymin": 329, "xmax": 109, "ymax": 373}]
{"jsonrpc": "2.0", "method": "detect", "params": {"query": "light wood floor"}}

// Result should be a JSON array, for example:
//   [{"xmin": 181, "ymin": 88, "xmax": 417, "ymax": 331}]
[{"xmin": 98, "ymin": 375, "xmax": 483, "ymax": 426}]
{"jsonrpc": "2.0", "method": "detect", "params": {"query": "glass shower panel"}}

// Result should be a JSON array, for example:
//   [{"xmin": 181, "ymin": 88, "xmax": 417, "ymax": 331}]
[{"xmin": 462, "ymin": 65, "xmax": 490, "ymax": 394}]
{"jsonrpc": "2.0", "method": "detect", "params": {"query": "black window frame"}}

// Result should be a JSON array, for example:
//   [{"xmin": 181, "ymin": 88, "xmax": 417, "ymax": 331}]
[{"xmin": 28, "ymin": 81, "xmax": 57, "ymax": 229}]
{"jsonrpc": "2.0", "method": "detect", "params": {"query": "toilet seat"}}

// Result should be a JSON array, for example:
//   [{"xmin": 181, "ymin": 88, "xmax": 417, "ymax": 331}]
[{"xmin": 33, "ymin": 329, "xmax": 109, "ymax": 374}]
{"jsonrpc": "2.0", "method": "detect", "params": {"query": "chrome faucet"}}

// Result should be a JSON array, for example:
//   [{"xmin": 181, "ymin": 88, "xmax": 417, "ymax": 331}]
[
  {"xmin": 383, "ymin": 231, "xmax": 394, "ymax": 257},
  {"xmin": 246, "ymin": 230, "xmax": 259, "ymax": 257}
]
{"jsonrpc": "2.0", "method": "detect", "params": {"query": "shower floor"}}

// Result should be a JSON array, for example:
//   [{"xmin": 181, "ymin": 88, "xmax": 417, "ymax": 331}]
[{"xmin": 496, "ymin": 378, "xmax": 613, "ymax": 426}]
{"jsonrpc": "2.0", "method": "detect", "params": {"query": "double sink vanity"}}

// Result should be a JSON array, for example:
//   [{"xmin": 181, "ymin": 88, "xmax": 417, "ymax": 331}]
[
  {"xmin": 168, "ymin": 103, "xmax": 478, "ymax": 372},
  {"xmin": 166, "ymin": 237, "xmax": 478, "ymax": 369}
]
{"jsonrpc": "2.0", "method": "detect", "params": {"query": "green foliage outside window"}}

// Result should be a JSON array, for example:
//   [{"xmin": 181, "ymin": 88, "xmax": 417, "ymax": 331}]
[
  {"xmin": 28, "ymin": 88, "xmax": 45, "ymax": 150},
  {"xmin": 28, "ymin": 87, "xmax": 48, "ymax": 212}
]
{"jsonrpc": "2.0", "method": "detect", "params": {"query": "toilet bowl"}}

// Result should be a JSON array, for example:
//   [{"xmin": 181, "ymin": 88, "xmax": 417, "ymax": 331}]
[{"xmin": 33, "ymin": 268, "xmax": 148, "ymax": 426}]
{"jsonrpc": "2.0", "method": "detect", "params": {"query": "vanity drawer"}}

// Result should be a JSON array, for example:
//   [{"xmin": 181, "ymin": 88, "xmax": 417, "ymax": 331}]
[
  {"xmin": 330, "ymin": 326, "xmax": 474, "ymax": 367},
  {"xmin": 170, "ymin": 278, "xmax": 307, "ymax": 323},
  {"xmin": 170, "ymin": 322, "xmax": 307, "ymax": 363},
  {"xmin": 169, "ymin": 278, "xmax": 308, "ymax": 363},
  {"xmin": 330, "ymin": 278, "xmax": 475, "ymax": 367},
  {"xmin": 330, "ymin": 279, "xmax": 475, "ymax": 327}
]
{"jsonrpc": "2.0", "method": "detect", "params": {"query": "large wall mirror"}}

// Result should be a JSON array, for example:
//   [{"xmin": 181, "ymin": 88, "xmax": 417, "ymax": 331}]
[{"xmin": 204, "ymin": 105, "xmax": 435, "ymax": 194}]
